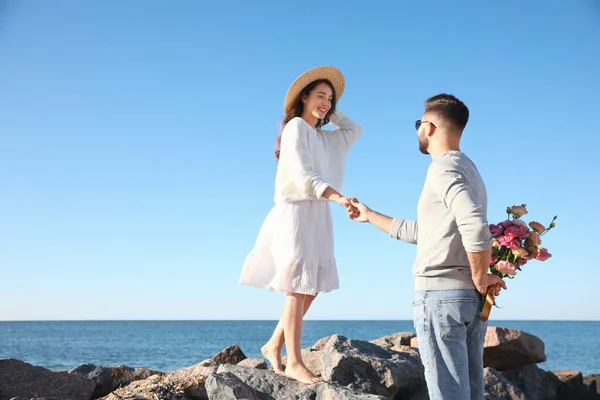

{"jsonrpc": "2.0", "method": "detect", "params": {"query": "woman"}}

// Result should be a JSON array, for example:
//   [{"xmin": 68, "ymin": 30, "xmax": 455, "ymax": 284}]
[{"xmin": 239, "ymin": 66, "xmax": 362, "ymax": 384}]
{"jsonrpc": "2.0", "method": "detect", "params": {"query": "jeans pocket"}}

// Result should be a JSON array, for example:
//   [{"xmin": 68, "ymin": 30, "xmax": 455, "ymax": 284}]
[{"xmin": 437, "ymin": 298, "xmax": 478, "ymax": 339}]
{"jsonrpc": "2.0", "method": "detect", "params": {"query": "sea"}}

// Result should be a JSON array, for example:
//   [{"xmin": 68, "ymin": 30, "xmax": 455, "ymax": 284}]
[{"xmin": 1, "ymin": 320, "xmax": 599, "ymax": 375}]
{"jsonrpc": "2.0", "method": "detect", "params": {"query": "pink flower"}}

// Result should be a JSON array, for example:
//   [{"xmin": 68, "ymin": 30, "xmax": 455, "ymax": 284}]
[
  {"xmin": 505, "ymin": 226, "xmax": 529, "ymax": 239},
  {"xmin": 509, "ymin": 205, "xmax": 528, "ymax": 217},
  {"xmin": 496, "ymin": 260, "xmax": 517, "ymax": 277},
  {"xmin": 529, "ymin": 221, "xmax": 546, "ymax": 234},
  {"xmin": 535, "ymin": 248, "xmax": 552, "ymax": 261},
  {"xmin": 499, "ymin": 219, "xmax": 513, "ymax": 229},
  {"xmin": 490, "ymin": 256, "xmax": 498, "ymax": 267},
  {"xmin": 512, "ymin": 247, "xmax": 529, "ymax": 258},
  {"xmin": 517, "ymin": 258, "xmax": 528, "ymax": 267},
  {"xmin": 527, "ymin": 231, "xmax": 541, "ymax": 246},
  {"xmin": 489, "ymin": 224, "xmax": 504, "ymax": 238},
  {"xmin": 497, "ymin": 235, "xmax": 521, "ymax": 250},
  {"xmin": 512, "ymin": 218, "xmax": 529, "ymax": 232}
]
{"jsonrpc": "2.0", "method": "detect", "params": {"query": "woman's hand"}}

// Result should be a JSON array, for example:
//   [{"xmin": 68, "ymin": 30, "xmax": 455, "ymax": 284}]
[{"xmin": 337, "ymin": 196, "xmax": 360, "ymax": 219}]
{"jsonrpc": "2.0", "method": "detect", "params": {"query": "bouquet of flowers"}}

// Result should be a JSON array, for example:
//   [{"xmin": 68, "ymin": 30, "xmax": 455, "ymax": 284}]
[{"xmin": 480, "ymin": 204, "xmax": 557, "ymax": 321}]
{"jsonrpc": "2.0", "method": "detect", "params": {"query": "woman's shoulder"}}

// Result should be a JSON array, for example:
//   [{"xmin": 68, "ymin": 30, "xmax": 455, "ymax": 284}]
[{"xmin": 282, "ymin": 117, "xmax": 310, "ymax": 135}]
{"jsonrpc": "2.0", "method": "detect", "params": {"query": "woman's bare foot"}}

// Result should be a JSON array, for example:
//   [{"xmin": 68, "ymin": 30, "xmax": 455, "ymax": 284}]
[
  {"xmin": 285, "ymin": 362, "xmax": 322, "ymax": 384},
  {"xmin": 261, "ymin": 342, "xmax": 285, "ymax": 375}
]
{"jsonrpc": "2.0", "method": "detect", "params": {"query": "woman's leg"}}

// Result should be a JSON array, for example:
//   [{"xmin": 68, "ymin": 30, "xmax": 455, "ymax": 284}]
[
  {"xmin": 262, "ymin": 294, "xmax": 317, "ymax": 374},
  {"xmin": 278, "ymin": 293, "xmax": 321, "ymax": 384}
]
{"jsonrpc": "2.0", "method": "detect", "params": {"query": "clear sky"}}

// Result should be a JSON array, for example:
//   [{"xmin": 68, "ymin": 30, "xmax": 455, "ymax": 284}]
[{"xmin": 1, "ymin": 0, "xmax": 599, "ymax": 321}]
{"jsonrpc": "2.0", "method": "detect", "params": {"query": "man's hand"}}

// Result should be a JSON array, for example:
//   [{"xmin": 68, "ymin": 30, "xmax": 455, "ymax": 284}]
[
  {"xmin": 473, "ymin": 273, "xmax": 506, "ymax": 297},
  {"xmin": 347, "ymin": 199, "xmax": 371, "ymax": 223}
]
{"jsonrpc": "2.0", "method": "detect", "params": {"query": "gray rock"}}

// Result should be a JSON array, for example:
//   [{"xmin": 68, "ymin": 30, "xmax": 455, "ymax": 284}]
[
  {"xmin": 216, "ymin": 364, "xmax": 306, "ymax": 399},
  {"xmin": 69, "ymin": 363, "xmax": 162, "ymax": 399},
  {"xmin": 205, "ymin": 372, "xmax": 267, "ymax": 400},
  {"xmin": 213, "ymin": 344, "xmax": 247, "ymax": 365},
  {"xmin": 306, "ymin": 382, "xmax": 388, "ymax": 400},
  {"xmin": 319, "ymin": 334, "xmax": 425, "ymax": 398},
  {"xmin": 484, "ymin": 327, "xmax": 546, "ymax": 370},
  {"xmin": 0, "ymin": 358, "xmax": 95, "ymax": 400},
  {"xmin": 237, "ymin": 358, "xmax": 268, "ymax": 370},
  {"xmin": 483, "ymin": 368, "xmax": 526, "ymax": 400},
  {"xmin": 213, "ymin": 364, "xmax": 386, "ymax": 400},
  {"xmin": 502, "ymin": 364, "xmax": 559, "ymax": 400}
]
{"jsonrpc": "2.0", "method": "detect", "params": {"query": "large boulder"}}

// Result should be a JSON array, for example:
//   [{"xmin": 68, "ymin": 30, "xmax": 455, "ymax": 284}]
[
  {"xmin": 484, "ymin": 327, "xmax": 546, "ymax": 370},
  {"xmin": 209, "ymin": 364, "xmax": 387, "ymax": 400},
  {"xmin": 318, "ymin": 334, "xmax": 425, "ymax": 398},
  {"xmin": 69, "ymin": 363, "xmax": 162, "ymax": 399},
  {"xmin": 204, "ymin": 372, "xmax": 267, "ymax": 400},
  {"xmin": 0, "ymin": 358, "xmax": 95, "ymax": 400},
  {"xmin": 283, "ymin": 333, "xmax": 424, "ymax": 398},
  {"xmin": 502, "ymin": 364, "xmax": 559, "ymax": 400}
]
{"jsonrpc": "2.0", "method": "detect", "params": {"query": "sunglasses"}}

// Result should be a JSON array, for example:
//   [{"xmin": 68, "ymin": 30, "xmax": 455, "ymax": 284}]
[{"xmin": 414, "ymin": 120, "xmax": 437, "ymax": 131}]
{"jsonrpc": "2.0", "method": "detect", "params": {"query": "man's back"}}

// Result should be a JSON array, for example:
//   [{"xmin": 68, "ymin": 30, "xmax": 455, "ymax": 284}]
[{"xmin": 414, "ymin": 150, "xmax": 492, "ymax": 291}]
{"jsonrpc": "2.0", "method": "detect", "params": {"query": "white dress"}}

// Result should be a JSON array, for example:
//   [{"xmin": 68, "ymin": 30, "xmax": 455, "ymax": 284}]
[{"xmin": 239, "ymin": 110, "xmax": 362, "ymax": 295}]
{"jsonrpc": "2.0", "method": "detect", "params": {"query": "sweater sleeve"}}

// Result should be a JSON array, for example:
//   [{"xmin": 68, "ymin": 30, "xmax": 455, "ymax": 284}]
[
  {"xmin": 430, "ymin": 163, "xmax": 494, "ymax": 252},
  {"xmin": 389, "ymin": 218, "xmax": 418, "ymax": 244},
  {"xmin": 327, "ymin": 110, "xmax": 363, "ymax": 153},
  {"xmin": 280, "ymin": 118, "xmax": 330, "ymax": 199}
]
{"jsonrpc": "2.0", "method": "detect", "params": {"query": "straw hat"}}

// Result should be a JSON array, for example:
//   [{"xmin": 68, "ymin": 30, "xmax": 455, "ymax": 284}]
[{"xmin": 283, "ymin": 66, "xmax": 345, "ymax": 113}]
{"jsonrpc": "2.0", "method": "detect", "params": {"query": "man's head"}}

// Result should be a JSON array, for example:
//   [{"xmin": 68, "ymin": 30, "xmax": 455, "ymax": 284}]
[{"xmin": 416, "ymin": 94, "xmax": 469, "ymax": 156}]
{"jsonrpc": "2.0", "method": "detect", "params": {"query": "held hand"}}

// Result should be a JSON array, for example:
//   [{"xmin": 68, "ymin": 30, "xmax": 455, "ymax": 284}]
[
  {"xmin": 347, "ymin": 198, "xmax": 371, "ymax": 223},
  {"xmin": 337, "ymin": 196, "xmax": 360, "ymax": 219},
  {"xmin": 473, "ymin": 273, "xmax": 507, "ymax": 297}
]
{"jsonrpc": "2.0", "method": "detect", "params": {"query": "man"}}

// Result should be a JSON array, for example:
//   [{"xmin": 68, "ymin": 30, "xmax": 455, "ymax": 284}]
[{"xmin": 349, "ymin": 94, "xmax": 505, "ymax": 399}]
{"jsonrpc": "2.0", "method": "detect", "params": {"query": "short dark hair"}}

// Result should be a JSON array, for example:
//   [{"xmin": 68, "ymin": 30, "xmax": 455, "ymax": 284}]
[{"xmin": 425, "ymin": 94, "xmax": 469, "ymax": 130}]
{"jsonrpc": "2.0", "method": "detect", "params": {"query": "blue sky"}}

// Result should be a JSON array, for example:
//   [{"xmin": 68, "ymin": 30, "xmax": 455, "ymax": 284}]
[{"xmin": 1, "ymin": 0, "xmax": 598, "ymax": 321}]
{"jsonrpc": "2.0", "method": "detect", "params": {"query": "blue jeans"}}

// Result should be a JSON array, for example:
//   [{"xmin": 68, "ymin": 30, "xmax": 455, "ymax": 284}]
[{"xmin": 413, "ymin": 289, "xmax": 488, "ymax": 400}]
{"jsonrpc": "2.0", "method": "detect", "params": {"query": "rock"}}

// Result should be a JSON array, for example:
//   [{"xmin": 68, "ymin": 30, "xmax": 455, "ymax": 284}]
[
  {"xmin": 0, "ymin": 358, "xmax": 95, "ymax": 400},
  {"xmin": 483, "ymin": 326, "xmax": 546, "ymax": 370},
  {"xmin": 99, "ymin": 359, "xmax": 218, "ymax": 400},
  {"xmin": 483, "ymin": 368, "xmax": 526, "ymax": 400},
  {"xmin": 215, "ymin": 364, "xmax": 306, "ymax": 399},
  {"xmin": 553, "ymin": 370, "xmax": 600, "ymax": 400},
  {"xmin": 99, "ymin": 374, "xmax": 189, "ymax": 400},
  {"xmin": 502, "ymin": 364, "xmax": 559, "ymax": 400},
  {"xmin": 212, "ymin": 364, "xmax": 386, "ymax": 400},
  {"xmin": 281, "ymin": 335, "xmax": 331, "ymax": 374},
  {"xmin": 306, "ymin": 382, "xmax": 388, "ymax": 399},
  {"xmin": 165, "ymin": 359, "xmax": 219, "ymax": 399},
  {"xmin": 213, "ymin": 344, "xmax": 246, "ymax": 365},
  {"xmin": 370, "ymin": 332, "xmax": 416, "ymax": 351},
  {"xmin": 205, "ymin": 372, "xmax": 266, "ymax": 400},
  {"xmin": 410, "ymin": 336, "xmax": 419, "ymax": 348},
  {"xmin": 69, "ymin": 363, "xmax": 162, "ymax": 399},
  {"xmin": 585, "ymin": 374, "xmax": 600, "ymax": 395},
  {"xmin": 237, "ymin": 358, "xmax": 267, "ymax": 370},
  {"xmin": 9, "ymin": 398, "xmax": 62, "ymax": 400},
  {"xmin": 318, "ymin": 334, "xmax": 425, "ymax": 399}
]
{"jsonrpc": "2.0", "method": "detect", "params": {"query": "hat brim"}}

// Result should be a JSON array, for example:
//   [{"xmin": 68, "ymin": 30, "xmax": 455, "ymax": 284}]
[{"xmin": 284, "ymin": 66, "xmax": 345, "ymax": 113}]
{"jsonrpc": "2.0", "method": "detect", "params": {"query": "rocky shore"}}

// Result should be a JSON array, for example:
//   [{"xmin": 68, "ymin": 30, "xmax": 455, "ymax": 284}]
[{"xmin": 1, "ymin": 326, "xmax": 598, "ymax": 400}]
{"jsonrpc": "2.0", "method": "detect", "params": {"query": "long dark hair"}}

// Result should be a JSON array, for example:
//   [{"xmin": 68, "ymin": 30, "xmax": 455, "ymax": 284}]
[{"xmin": 274, "ymin": 79, "xmax": 337, "ymax": 160}]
